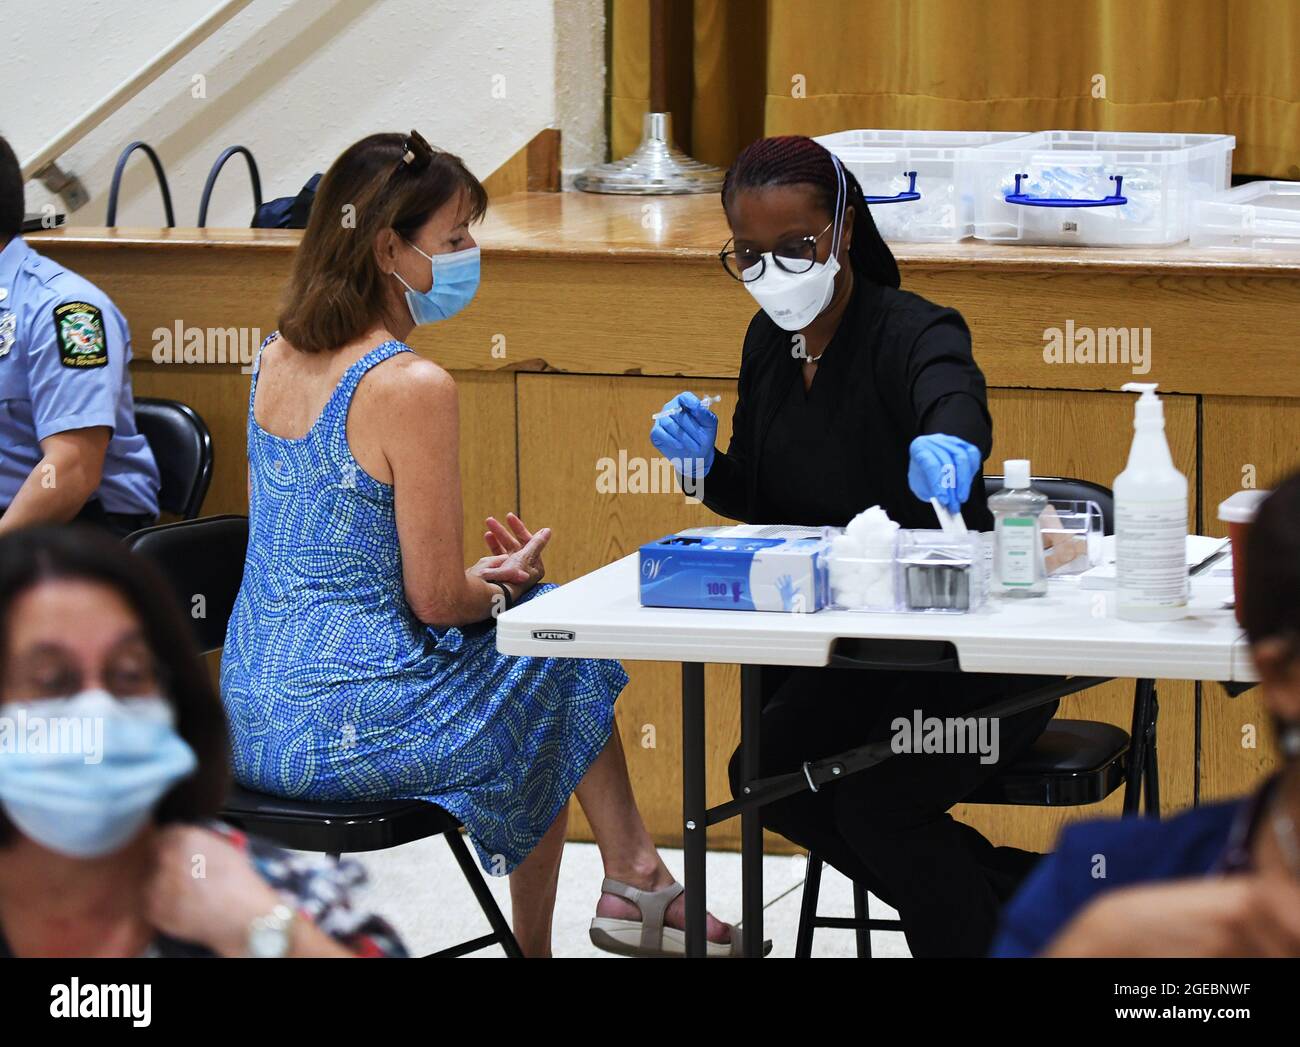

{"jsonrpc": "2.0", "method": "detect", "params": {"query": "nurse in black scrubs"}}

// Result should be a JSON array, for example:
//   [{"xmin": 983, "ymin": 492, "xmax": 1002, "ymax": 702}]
[{"xmin": 650, "ymin": 135, "xmax": 1059, "ymax": 957}]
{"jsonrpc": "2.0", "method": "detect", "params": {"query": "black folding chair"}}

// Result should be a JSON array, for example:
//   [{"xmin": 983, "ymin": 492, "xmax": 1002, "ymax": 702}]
[
  {"xmin": 133, "ymin": 398, "xmax": 214, "ymax": 520},
  {"xmin": 124, "ymin": 515, "xmax": 523, "ymax": 957},
  {"xmin": 796, "ymin": 476, "xmax": 1160, "ymax": 957}
]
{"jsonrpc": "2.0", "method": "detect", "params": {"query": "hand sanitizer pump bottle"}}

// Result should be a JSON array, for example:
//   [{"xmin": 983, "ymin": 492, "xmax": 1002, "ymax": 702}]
[
  {"xmin": 991, "ymin": 459, "xmax": 1048, "ymax": 597},
  {"xmin": 1115, "ymin": 383, "xmax": 1188, "ymax": 621}
]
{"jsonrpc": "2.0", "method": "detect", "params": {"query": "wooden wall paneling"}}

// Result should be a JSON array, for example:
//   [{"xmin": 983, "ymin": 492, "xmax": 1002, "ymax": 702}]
[
  {"xmin": 1198, "ymin": 396, "xmax": 1300, "ymax": 804},
  {"xmin": 44, "ymin": 241, "xmax": 291, "ymax": 367},
  {"xmin": 454, "ymin": 370, "xmax": 519, "ymax": 565},
  {"xmin": 517, "ymin": 372, "xmax": 766, "ymax": 848},
  {"xmin": 904, "ymin": 265, "xmax": 1300, "ymax": 398},
  {"xmin": 404, "ymin": 256, "xmax": 758, "ymax": 378},
  {"xmin": 34, "ymin": 216, "xmax": 1300, "ymax": 401}
]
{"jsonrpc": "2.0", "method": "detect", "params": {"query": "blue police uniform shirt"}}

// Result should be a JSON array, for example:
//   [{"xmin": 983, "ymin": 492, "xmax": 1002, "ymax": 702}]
[{"xmin": 0, "ymin": 236, "xmax": 159, "ymax": 517}]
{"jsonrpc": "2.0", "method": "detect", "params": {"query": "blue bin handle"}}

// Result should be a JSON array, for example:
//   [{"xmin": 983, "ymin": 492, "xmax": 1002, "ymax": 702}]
[
  {"xmin": 863, "ymin": 170, "xmax": 920, "ymax": 205},
  {"xmin": 1004, "ymin": 173, "xmax": 1127, "ymax": 208}
]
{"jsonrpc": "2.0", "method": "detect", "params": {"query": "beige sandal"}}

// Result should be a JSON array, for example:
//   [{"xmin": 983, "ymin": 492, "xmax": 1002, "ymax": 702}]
[{"xmin": 588, "ymin": 877, "xmax": 772, "ymax": 958}]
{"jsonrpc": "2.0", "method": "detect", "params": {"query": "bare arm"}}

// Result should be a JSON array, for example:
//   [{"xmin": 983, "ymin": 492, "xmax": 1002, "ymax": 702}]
[
  {"xmin": 381, "ymin": 361, "xmax": 519, "ymax": 626},
  {"xmin": 0, "ymin": 427, "xmax": 110, "ymax": 534}
]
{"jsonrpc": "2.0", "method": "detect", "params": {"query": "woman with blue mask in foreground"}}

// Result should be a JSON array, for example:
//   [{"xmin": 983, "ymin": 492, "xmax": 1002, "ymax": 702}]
[
  {"xmin": 222, "ymin": 132, "xmax": 750, "ymax": 957},
  {"xmin": 651, "ymin": 135, "xmax": 1061, "ymax": 957},
  {"xmin": 0, "ymin": 526, "xmax": 404, "ymax": 957}
]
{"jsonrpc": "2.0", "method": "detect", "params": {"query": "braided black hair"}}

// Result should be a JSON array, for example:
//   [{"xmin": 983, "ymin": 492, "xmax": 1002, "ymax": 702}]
[{"xmin": 722, "ymin": 135, "xmax": 900, "ymax": 289}]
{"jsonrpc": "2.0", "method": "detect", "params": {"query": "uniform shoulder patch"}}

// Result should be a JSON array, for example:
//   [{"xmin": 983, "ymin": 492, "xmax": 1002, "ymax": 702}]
[{"xmin": 53, "ymin": 301, "xmax": 108, "ymax": 369}]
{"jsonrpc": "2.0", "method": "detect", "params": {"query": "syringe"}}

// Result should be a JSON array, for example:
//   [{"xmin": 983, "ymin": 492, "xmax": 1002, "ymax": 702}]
[{"xmin": 652, "ymin": 394, "xmax": 723, "ymax": 421}]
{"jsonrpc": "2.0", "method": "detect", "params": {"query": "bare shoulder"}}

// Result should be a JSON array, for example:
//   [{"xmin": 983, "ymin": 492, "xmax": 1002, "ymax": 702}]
[
  {"xmin": 355, "ymin": 352, "xmax": 458, "ymax": 443},
  {"xmin": 371, "ymin": 351, "xmax": 456, "ymax": 400}
]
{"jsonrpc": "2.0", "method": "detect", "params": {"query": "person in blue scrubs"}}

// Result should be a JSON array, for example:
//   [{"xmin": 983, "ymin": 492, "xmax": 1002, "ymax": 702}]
[
  {"xmin": 0, "ymin": 136, "xmax": 158, "ymax": 538},
  {"xmin": 993, "ymin": 472, "xmax": 1300, "ymax": 957}
]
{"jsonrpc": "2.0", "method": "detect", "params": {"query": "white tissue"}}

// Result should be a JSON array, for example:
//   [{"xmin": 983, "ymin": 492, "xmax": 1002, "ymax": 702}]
[{"xmin": 830, "ymin": 506, "xmax": 900, "ymax": 610}]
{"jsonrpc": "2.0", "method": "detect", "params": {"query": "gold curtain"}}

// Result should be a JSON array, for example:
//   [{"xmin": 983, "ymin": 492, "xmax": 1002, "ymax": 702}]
[
  {"xmin": 611, "ymin": 0, "xmax": 767, "ymax": 168},
  {"xmin": 610, "ymin": 0, "xmax": 1300, "ymax": 178}
]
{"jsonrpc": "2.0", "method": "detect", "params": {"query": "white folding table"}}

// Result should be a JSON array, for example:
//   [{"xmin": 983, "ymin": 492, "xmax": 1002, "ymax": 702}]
[{"xmin": 497, "ymin": 552, "xmax": 1256, "ymax": 957}]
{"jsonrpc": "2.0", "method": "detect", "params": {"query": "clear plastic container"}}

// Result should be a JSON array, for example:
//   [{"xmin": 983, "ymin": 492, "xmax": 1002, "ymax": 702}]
[
  {"xmin": 828, "ymin": 529, "xmax": 984, "ymax": 613},
  {"xmin": 967, "ymin": 130, "xmax": 1235, "ymax": 246},
  {"xmin": 1190, "ymin": 181, "xmax": 1300, "ymax": 251},
  {"xmin": 828, "ymin": 552, "xmax": 900, "ymax": 612},
  {"xmin": 895, "ymin": 531, "xmax": 987, "ymax": 614},
  {"xmin": 815, "ymin": 129, "xmax": 1028, "ymax": 242},
  {"xmin": 1041, "ymin": 499, "xmax": 1105, "ymax": 576}
]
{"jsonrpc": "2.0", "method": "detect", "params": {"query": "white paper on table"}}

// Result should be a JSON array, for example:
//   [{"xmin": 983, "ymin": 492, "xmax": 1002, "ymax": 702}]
[{"xmin": 1074, "ymin": 535, "xmax": 1232, "ymax": 590}]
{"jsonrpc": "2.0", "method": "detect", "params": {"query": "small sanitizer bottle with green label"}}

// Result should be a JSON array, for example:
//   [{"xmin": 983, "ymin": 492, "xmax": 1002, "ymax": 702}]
[{"xmin": 991, "ymin": 459, "xmax": 1048, "ymax": 598}]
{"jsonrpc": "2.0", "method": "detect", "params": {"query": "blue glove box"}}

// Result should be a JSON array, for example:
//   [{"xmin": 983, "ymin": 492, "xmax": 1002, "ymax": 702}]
[{"xmin": 638, "ymin": 527, "xmax": 831, "ymax": 612}]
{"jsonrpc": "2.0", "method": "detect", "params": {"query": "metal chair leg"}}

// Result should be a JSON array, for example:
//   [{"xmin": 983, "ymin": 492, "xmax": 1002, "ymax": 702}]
[
  {"xmin": 1122, "ymin": 679, "xmax": 1153, "ymax": 815},
  {"xmin": 1143, "ymin": 688, "xmax": 1161, "ymax": 817},
  {"xmin": 852, "ymin": 879, "xmax": 872, "ymax": 958},
  {"xmin": 795, "ymin": 852, "xmax": 823, "ymax": 959},
  {"xmin": 442, "ymin": 829, "xmax": 524, "ymax": 958}
]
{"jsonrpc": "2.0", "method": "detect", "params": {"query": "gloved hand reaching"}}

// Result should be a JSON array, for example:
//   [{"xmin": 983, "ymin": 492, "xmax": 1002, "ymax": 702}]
[
  {"xmin": 908, "ymin": 433, "xmax": 981, "ymax": 515},
  {"xmin": 650, "ymin": 392, "xmax": 718, "ymax": 478}
]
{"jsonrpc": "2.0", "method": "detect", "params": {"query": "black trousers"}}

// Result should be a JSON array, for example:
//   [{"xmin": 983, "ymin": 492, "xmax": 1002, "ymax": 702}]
[
  {"xmin": 728, "ymin": 665, "xmax": 1060, "ymax": 958},
  {"xmin": 74, "ymin": 499, "xmax": 156, "ymax": 538}
]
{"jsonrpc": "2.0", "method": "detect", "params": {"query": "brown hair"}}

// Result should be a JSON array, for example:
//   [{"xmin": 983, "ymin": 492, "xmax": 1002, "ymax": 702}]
[
  {"xmin": 0, "ymin": 526, "xmax": 231, "ymax": 846},
  {"xmin": 278, "ymin": 131, "xmax": 488, "ymax": 353}
]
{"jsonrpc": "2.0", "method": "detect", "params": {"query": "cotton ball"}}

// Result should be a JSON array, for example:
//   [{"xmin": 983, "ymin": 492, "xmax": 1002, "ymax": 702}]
[
  {"xmin": 843, "ymin": 516, "xmax": 871, "ymax": 548},
  {"xmin": 830, "ymin": 533, "xmax": 860, "ymax": 559},
  {"xmin": 844, "ymin": 505, "xmax": 898, "ymax": 549},
  {"xmin": 835, "ymin": 506, "xmax": 901, "ymax": 608}
]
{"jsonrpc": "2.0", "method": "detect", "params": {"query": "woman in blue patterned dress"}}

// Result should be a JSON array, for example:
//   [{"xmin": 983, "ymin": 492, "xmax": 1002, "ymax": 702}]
[{"xmin": 220, "ymin": 132, "xmax": 748, "ymax": 957}]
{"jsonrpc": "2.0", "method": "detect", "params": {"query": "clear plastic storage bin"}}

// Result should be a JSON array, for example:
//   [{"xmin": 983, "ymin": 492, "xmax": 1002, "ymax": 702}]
[
  {"xmin": 896, "ymin": 531, "xmax": 987, "ymax": 613},
  {"xmin": 815, "ymin": 129, "xmax": 1027, "ymax": 242},
  {"xmin": 1190, "ymin": 181, "xmax": 1300, "ymax": 251},
  {"xmin": 828, "ymin": 529, "xmax": 986, "ymax": 614},
  {"xmin": 1040, "ymin": 499, "xmax": 1105, "ymax": 576},
  {"xmin": 967, "ymin": 131, "xmax": 1235, "ymax": 246}
]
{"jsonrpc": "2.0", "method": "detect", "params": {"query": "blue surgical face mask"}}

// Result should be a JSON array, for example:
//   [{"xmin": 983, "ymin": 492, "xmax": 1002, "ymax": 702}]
[
  {"xmin": 393, "ymin": 241, "xmax": 481, "ymax": 325},
  {"xmin": 0, "ymin": 689, "xmax": 197, "ymax": 859}
]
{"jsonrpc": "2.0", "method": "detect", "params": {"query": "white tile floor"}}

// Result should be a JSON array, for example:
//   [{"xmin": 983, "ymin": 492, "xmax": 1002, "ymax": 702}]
[{"xmin": 346, "ymin": 837, "xmax": 911, "ymax": 958}]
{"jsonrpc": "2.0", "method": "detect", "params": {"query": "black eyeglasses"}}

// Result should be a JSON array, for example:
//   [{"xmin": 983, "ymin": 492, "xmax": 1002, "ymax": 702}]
[{"xmin": 718, "ymin": 219, "xmax": 836, "ymax": 283}]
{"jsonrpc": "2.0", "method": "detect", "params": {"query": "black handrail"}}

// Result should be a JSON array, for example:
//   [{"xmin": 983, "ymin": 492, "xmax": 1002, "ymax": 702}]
[
  {"xmin": 197, "ymin": 145, "xmax": 263, "ymax": 227},
  {"xmin": 106, "ymin": 141, "xmax": 175, "ymax": 227}
]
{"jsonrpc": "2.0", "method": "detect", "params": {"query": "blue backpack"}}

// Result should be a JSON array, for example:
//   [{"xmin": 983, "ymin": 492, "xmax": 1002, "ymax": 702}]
[{"xmin": 252, "ymin": 174, "xmax": 321, "ymax": 229}]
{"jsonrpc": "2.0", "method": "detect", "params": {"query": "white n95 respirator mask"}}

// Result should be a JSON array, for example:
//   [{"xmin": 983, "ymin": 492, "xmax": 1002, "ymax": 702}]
[
  {"xmin": 742, "ymin": 156, "xmax": 848, "ymax": 332},
  {"xmin": 742, "ymin": 253, "xmax": 841, "ymax": 332}
]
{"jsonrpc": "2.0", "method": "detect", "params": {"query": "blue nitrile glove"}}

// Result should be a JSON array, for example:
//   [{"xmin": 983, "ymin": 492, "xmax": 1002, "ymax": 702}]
[
  {"xmin": 650, "ymin": 392, "xmax": 718, "ymax": 479},
  {"xmin": 908, "ymin": 434, "xmax": 981, "ymax": 515}
]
